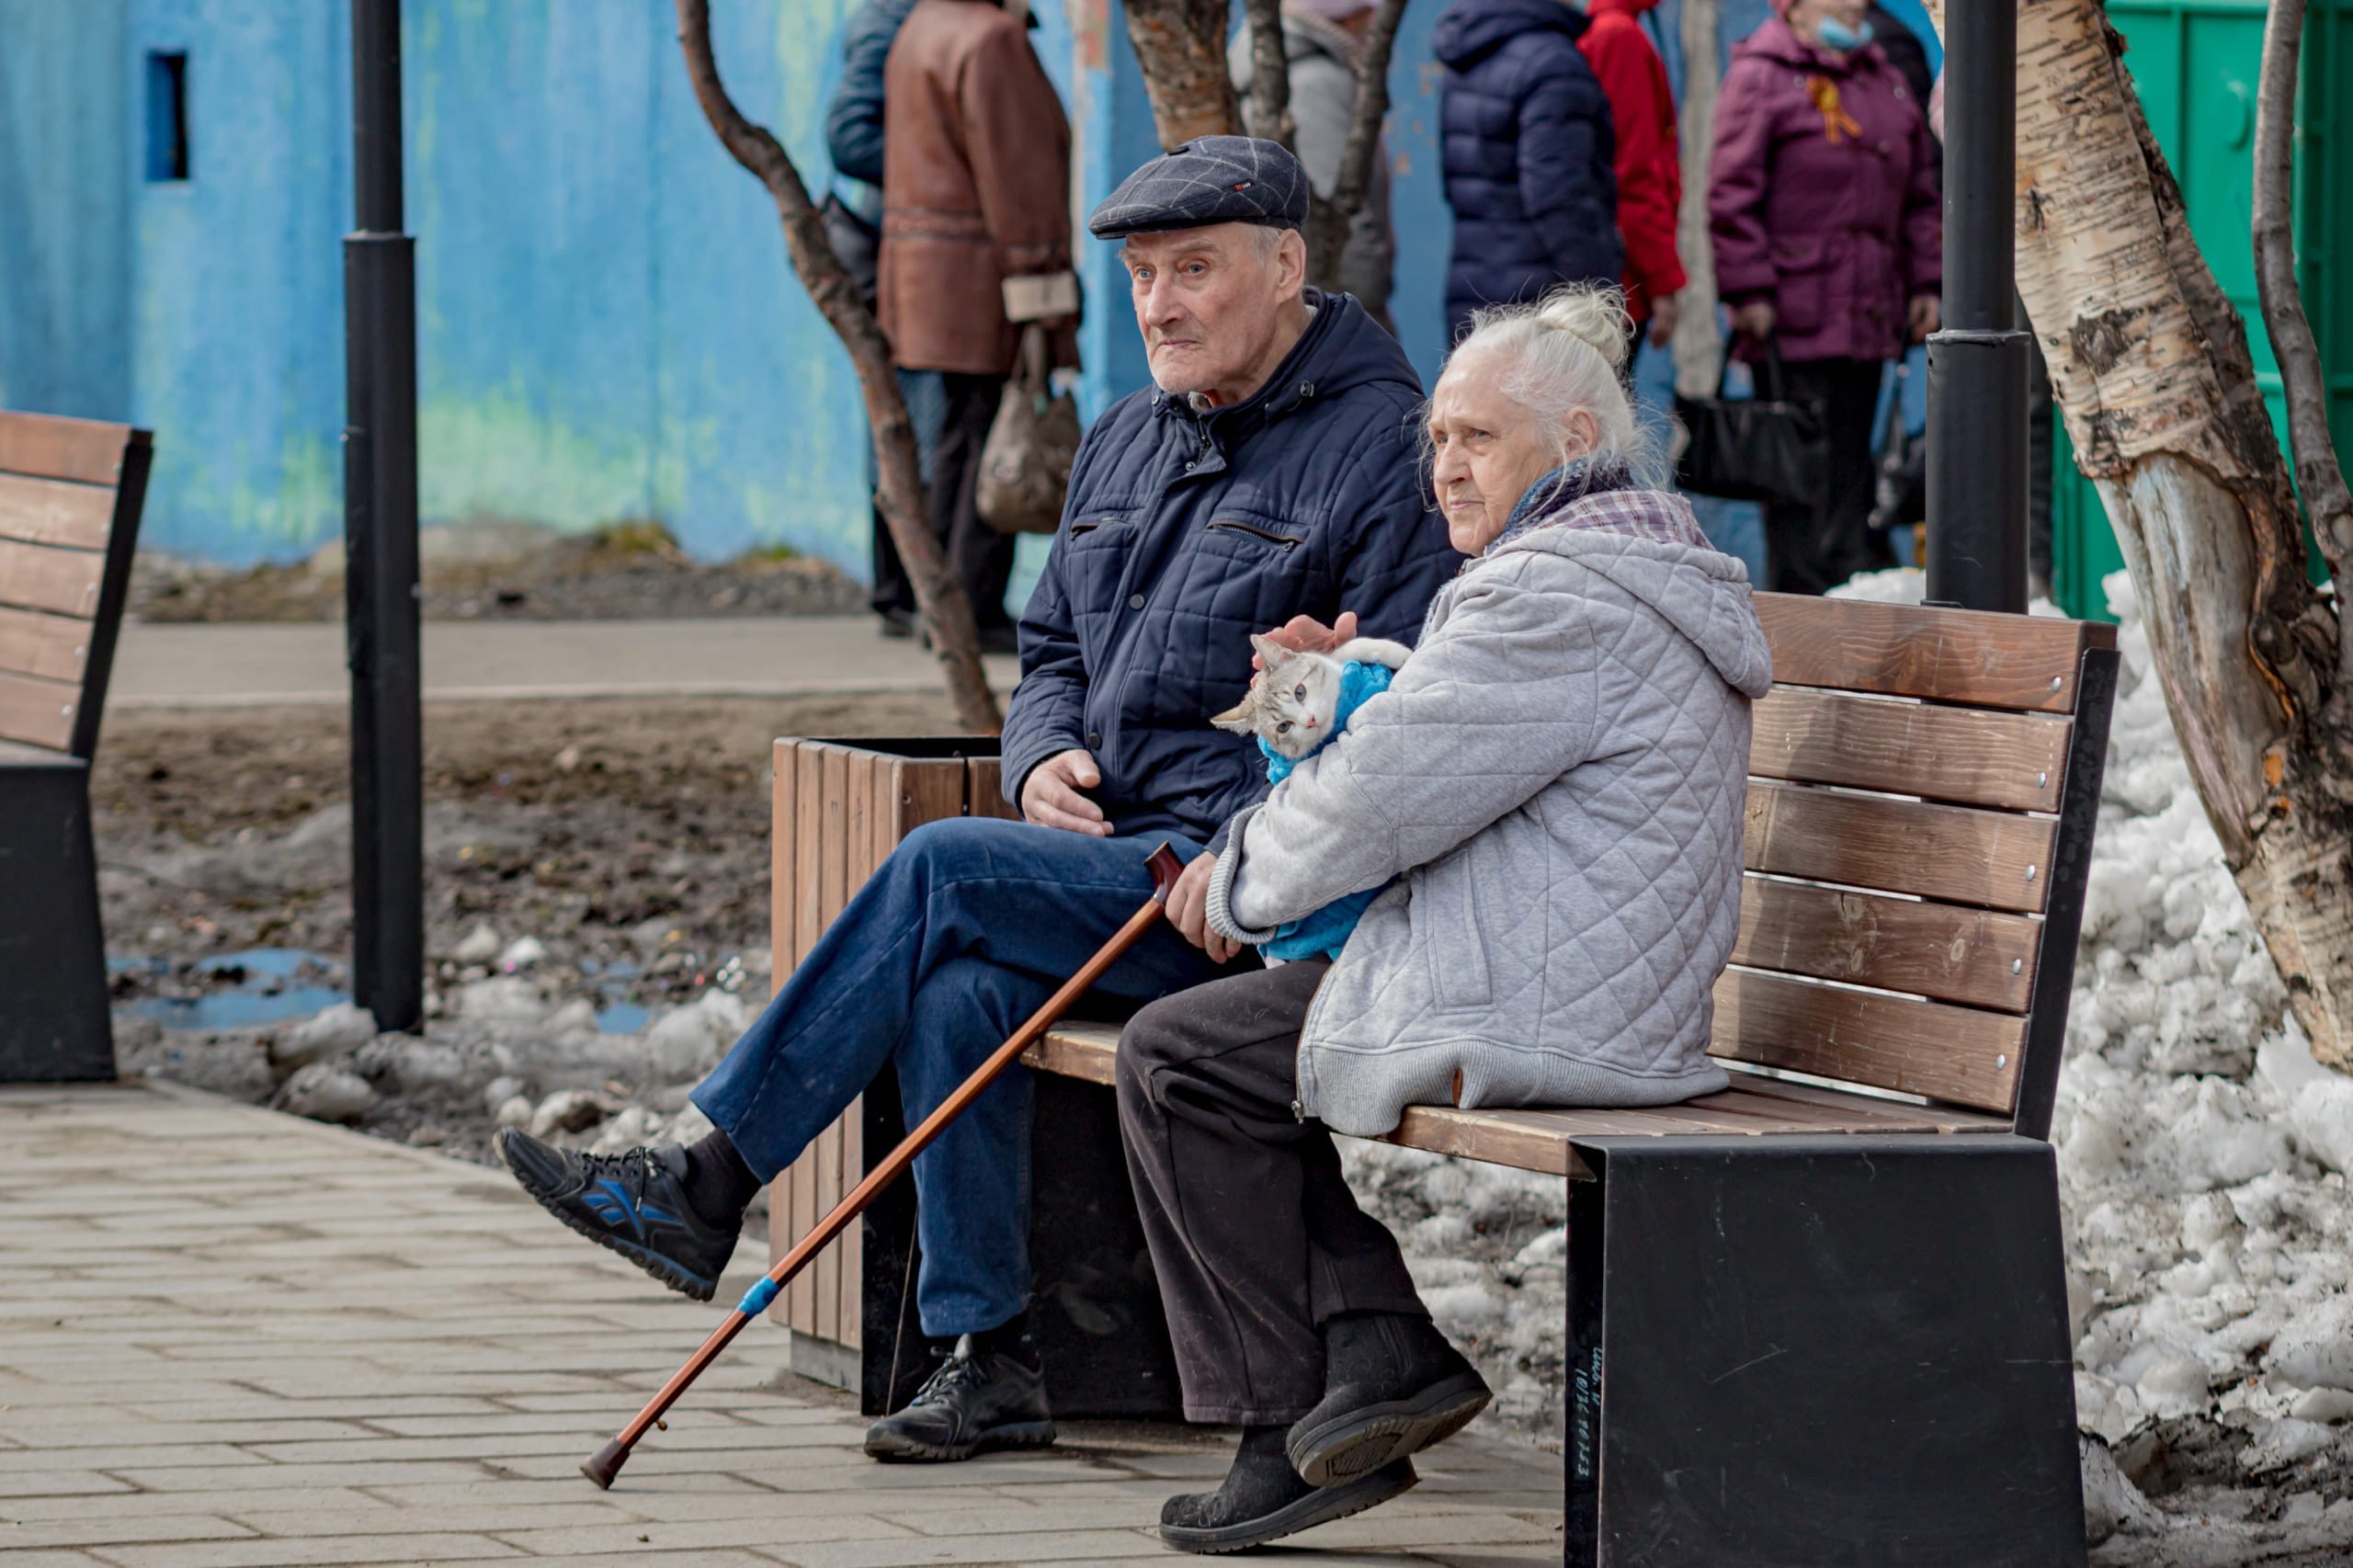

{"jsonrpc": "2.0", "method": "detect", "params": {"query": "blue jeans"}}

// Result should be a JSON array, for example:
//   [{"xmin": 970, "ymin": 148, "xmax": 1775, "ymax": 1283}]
[{"xmin": 693, "ymin": 816, "xmax": 1222, "ymax": 1337}]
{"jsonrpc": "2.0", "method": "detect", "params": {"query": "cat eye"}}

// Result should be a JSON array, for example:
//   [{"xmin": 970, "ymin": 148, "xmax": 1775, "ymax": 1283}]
[
  {"xmin": 1293, "ymin": 685, "xmax": 1305, "ymax": 700},
  {"xmin": 1277, "ymin": 721, "xmax": 1292, "ymax": 733}
]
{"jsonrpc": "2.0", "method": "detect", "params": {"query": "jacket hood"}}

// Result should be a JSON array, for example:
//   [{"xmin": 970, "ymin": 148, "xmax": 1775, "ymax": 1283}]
[
  {"xmin": 1228, "ymin": 10, "xmax": 1357, "ymax": 91},
  {"xmin": 1493, "ymin": 523, "xmax": 1774, "ymax": 699},
  {"xmin": 1735, "ymin": 14, "xmax": 1884, "ymax": 75},
  {"xmin": 1432, "ymin": 0, "xmax": 1588, "ymax": 69},
  {"xmin": 1159, "ymin": 289, "xmax": 1420, "ymax": 432}
]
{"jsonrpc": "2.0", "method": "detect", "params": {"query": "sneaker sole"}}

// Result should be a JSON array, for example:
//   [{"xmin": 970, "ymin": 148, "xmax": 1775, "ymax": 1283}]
[
  {"xmin": 1158, "ymin": 1459, "xmax": 1417, "ymax": 1553},
  {"xmin": 494, "ymin": 1129, "xmax": 719, "ymax": 1303},
  {"xmin": 1287, "ymin": 1371, "xmax": 1493, "ymax": 1488},
  {"xmin": 863, "ymin": 1419, "xmax": 1057, "ymax": 1463}
]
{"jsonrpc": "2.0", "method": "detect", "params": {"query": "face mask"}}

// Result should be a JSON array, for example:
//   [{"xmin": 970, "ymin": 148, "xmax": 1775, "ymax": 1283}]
[{"xmin": 1816, "ymin": 15, "xmax": 1874, "ymax": 50}]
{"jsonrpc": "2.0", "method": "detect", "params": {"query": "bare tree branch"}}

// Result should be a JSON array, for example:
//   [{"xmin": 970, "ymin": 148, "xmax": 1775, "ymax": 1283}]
[
  {"xmin": 673, "ymin": 0, "xmax": 1000, "ymax": 734},
  {"xmin": 2256, "ymin": 0, "xmax": 2353, "ymax": 688},
  {"xmin": 1124, "ymin": 0, "xmax": 1242, "ymax": 149},
  {"xmin": 1242, "ymin": 0, "xmax": 1296, "ymax": 149},
  {"xmin": 1311, "ymin": 0, "xmax": 1407, "ymax": 290}
]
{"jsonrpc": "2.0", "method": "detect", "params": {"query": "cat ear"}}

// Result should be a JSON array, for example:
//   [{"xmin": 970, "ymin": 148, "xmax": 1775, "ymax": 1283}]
[
  {"xmin": 1210, "ymin": 699, "xmax": 1256, "ymax": 734},
  {"xmin": 1249, "ymin": 633, "xmax": 1295, "ymax": 670}
]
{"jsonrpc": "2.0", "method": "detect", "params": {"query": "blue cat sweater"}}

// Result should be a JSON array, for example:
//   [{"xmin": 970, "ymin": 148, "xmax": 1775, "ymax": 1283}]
[{"xmin": 1256, "ymin": 662, "xmax": 1394, "ymax": 962}]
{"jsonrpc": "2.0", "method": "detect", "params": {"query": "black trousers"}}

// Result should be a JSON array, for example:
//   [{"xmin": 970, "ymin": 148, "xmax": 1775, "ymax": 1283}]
[
  {"xmin": 1765, "ymin": 356, "xmax": 1886, "ymax": 596},
  {"xmin": 871, "ymin": 370, "xmax": 1017, "ymax": 630},
  {"xmin": 1116, "ymin": 960, "xmax": 1427, "ymax": 1424}
]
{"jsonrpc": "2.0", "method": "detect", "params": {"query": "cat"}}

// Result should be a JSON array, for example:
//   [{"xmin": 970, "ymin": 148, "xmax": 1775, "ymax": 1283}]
[
  {"xmin": 1211, "ymin": 633, "xmax": 1414, "ymax": 763},
  {"xmin": 1208, "ymin": 631, "xmax": 1412, "ymax": 962}
]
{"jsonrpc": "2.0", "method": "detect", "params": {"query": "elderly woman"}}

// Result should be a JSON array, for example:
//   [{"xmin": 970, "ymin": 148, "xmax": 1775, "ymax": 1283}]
[{"xmin": 1116, "ymin": 287, "xmax": 1771, "ymax": 1554}]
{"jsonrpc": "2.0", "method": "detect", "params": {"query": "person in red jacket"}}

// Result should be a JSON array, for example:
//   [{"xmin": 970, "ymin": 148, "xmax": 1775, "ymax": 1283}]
[{"xmin": 1578, "ymin": 0, "xmax": 1685, "ymax": 346}]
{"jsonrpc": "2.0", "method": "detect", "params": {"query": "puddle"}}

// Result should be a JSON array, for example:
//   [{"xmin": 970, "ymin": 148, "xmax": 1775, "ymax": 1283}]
[
  {"xmin": 581, "ymin": 959, "xmax": 649, "ymax": 1034},
  {"xmin": 596, "ymin": 1001, "xmax": 652, "ymax": 1034},
  {"xmin": 119, "ymin": 947, "xmax": 351, "ymax": 1032}
]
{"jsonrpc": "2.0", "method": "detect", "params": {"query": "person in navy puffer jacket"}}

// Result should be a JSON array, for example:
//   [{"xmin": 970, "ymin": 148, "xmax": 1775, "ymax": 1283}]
[{"xmin": 1433, "ymin": 0, "xmax": 1623, "ymax": 342}]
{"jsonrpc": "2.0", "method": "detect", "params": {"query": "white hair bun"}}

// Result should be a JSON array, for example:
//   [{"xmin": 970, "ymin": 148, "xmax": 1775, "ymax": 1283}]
[{"xmin": 1534, "ymin": 286, "xmax": 1633, "ymax": 374}]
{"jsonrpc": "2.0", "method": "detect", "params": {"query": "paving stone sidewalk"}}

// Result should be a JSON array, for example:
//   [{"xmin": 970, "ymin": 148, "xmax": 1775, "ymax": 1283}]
[{"xmin": 0, "ymin": 1083, "xmax": 1565, "ymax": 1567}]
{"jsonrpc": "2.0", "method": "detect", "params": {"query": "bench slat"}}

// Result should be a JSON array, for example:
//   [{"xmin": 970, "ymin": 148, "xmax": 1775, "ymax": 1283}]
[
  {"xmin": 1745, "ymin": 778, "xmax": 2054, "ymax": 914},
  {"xmin": 1028, "ymin": 1024, "xmax": 2011, "ymax": 1177},
  {"xmin": 1750, "ymin": 685, "xmax": 2069, "ymax": 812},
  {"xmin": 1733, "ymin": 877, "xmax": 2040, "ymax": 1013},
  {"xmin": 0, "ymin": 412, "xmax": 135, "ymax": 487},
  {"xmin": 0, "ymin": 606, "xmax": 93, "ymax": 687},
  {"xmin": 0, "ymin": 539, "xmax": 106, "ymax": 619},
  {"xmin": 1757, "ymin": 593, "xmax": 2109, "ymax": 713},
  {"xmin": 1710, "ymin": 968, "xmax": 2022, "ymax": 1113},
  {"xmin": 0, "ymin": 473, "xmax": 116, "ymax": 553},
  {"xmin": 0, "ymin": 670, "xmax": 79, "ymax": 752}
]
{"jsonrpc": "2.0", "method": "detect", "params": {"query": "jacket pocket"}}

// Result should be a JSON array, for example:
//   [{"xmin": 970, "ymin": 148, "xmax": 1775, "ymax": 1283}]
[
  {"xmin": 1427, "ymin": 848, "xmax": 1493, "ymax": 1012},
  {"xmin": 1206, "ymin": 518, "xmax": 1304, "ymax": 551}
]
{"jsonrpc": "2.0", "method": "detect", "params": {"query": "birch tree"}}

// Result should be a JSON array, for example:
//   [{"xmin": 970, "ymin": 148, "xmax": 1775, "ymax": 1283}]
[
  {"xmin": 1925, "ymin": 0, "xmax": 2353, "ymax": 1063},
  {"xmin": 675, "ymin": 0, "xmax": 1002, "ymax": 733}
]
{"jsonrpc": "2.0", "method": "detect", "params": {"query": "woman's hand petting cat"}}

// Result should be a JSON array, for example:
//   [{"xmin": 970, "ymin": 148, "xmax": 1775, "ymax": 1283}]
[
  {"xmin": 1165, "ymin": 852, "xmax": 1242, "ymax": 963},
  {"xmin": 1021, "ymin": 748, "xmax": 1111, "ymax": 836},
  {"xmin": 1251, "ymin": 609, "xmax": 1360, "ymax": 668}
]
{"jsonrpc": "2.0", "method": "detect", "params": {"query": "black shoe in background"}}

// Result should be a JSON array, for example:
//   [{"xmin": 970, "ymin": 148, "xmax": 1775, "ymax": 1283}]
[
  {"xmin": 494, "ymin": 1129, "xmax": 741, "ymax": 1301},
  {"xmin": 1160, "ymin": 1426, "xmax": 1416, "ymax": 1554},
  {"xmin": 877, "ymin": 608, "xmax": 917, "ymax": 640},
  {"xmin": 1286, "ymin": 1311, "xmax": 1492, "ymax": 1487},
  {"xmin": 862, "ymin": 1333, "xmax": 1055, "ymax": 1462}
]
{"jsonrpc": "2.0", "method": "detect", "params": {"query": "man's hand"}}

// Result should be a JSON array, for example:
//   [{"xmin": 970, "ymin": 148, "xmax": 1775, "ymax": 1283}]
[
  {"xmin": 1732, "ymin": 300, "xmax": 1777, "ymax": 341},
  {"xmin": 1020, "ymin": 748, "xmax": 1110, "ymax": 836},
  {"xmin": 1252, "ymin": 610, "xmax": 1360, "ymax": 668},
  {"xmin": 1907, "ymin": 294, "xmax": 1941, "ymax": 343},
  {"xmin": 1165, "ymin": 852, "xmax": 1242, "ymax": 963},
  {"xmin": 1647, "ymin": 292, "xmax": 1680, "ymax": 348}
]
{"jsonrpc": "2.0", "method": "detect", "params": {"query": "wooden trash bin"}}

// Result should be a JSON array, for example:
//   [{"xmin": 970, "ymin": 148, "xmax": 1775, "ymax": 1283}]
[{"xmin": 765, "ymin": 737, "xmax": 1019, "ymax": 1390}]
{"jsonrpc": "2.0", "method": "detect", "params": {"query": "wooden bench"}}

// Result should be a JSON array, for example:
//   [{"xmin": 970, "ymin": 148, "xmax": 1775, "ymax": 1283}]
[
  {"xmin": 0, "ymin": 412, "xmax": 153, "ymax": 1082},
  {"xmin": 768, "ymin": 592, "xmax": 2117, "ymax": 1564}
]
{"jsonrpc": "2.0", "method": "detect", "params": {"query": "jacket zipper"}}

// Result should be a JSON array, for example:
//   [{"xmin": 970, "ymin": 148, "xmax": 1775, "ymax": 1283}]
[{"xmin": 1207, "ymin": 519, "xmax": 1304, "ymax": 550}]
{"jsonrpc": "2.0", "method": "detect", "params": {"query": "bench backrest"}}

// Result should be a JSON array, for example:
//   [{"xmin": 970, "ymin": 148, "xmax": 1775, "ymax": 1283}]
[
  {"xmin": 1720, "ymin": 594, "xmax": 2119, "ymax": 1141},
  {"xmin": 0, "ymin": 412, "xmax": 153, "ymax": 760}
]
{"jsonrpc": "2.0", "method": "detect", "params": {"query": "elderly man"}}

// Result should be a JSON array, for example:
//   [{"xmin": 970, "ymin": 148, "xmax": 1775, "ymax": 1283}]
[{"xmin": 494, "ymin": 138, "xmax": 1457, "ymax": 1466}]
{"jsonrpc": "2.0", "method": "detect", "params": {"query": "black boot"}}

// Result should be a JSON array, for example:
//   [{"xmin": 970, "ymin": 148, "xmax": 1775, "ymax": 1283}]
[
  {"xmin": 1287, "ymin": 1310, "xmax": 1492, "ymax": 1487},
  {"xmin": 862, "ymin": 1320, "xmax": 1054, "ymax": 1463},
  {"xmin": 1159, "ymin": 1424, "xmax": 1416, "ymax": 1554}
]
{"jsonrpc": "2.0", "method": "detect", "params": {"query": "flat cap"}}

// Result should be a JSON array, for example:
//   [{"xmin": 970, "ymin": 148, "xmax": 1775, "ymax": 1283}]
[{"xmin": 1087, "ymin": 136, "xmax": 1310, "ymax": 240}]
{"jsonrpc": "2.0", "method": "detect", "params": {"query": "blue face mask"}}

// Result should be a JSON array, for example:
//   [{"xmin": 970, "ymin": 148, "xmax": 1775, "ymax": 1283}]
[{"xmin": 1815, "ymin": 15, "xmax": 1875, "ymax": 50}]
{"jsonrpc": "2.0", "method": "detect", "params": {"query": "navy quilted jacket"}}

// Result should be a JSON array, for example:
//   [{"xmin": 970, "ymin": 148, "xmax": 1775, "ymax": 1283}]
[
  {"xmin": 1434, "ymin": 0, "xmax": 1623, "ymax": 340},
  {"xmin": 1000, "ymin": 292, "xmax": 1460, "ymax": 849}
]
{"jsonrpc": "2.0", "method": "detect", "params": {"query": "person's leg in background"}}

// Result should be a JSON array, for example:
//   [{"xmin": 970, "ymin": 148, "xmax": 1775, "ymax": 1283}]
[
  {"xmin": 1117, "ymin": 963, "xmax": 1487, "ymax": 1551},
  {"xmin": 870, "ymin": 369, "xmax": 949, "ymax": 635},
  {"xmin": 928, "ymin": 371, "xmax": 1017, "ymax": 651},
  {"xmin": 1774, "ymin": 356, "xmax": 1886, "ymax": 594},
  {"xmin": 2025, "ymin": 307, "xmax": 2056, "ymax": 601}
]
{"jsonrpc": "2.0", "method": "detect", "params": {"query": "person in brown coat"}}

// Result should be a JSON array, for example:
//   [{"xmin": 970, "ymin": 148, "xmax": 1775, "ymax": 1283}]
[{"xmin": 879, "ymin": 0, "xmax": 1075, "ymax": 651}]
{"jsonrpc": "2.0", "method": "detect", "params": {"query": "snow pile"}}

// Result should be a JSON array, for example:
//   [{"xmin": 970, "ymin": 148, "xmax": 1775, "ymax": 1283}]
[{"xmin": 1347, "ymin": 568, "xmax": 2353, "ymax": 1494}]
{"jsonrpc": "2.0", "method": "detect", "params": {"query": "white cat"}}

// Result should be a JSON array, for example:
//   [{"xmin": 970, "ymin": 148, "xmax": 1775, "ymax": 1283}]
[{"xmin": 1211, "ymin": 633, "xmax": 1413, "ymax": 762}]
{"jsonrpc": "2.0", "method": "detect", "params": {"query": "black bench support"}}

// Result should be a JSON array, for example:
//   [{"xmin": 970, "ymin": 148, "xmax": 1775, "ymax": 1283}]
[
  {"xmin": 0, "ymin": 760, "xmax": 115, "ymax": 1082},
  {"xmin": 858, "ymin": 1070, "xmax": 1185, "ymax": 1420},
  {"xmin": 1565, "ymin": 1134, "xmax": 2086, "ymax": 1567}
]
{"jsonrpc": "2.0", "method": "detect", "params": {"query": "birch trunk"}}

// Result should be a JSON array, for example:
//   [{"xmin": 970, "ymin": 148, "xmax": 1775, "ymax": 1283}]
[
  {"xmin": 1124, "ymin": 0, "xmax": 1242, "ymax": 148},
  {"xmin": 1671, "ymin": 0, "xmax": 1722, "ymax": 398},
  {"xmin": 1924, "ymin": 0, "xmax": 2353, "ymax": 1062},
  {"xmin": 675, "ymin": 0, "xmax": 1001, "ymax": 734}
]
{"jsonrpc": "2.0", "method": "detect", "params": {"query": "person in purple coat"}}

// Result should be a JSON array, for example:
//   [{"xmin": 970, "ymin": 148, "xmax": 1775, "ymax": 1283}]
[{"xmin": 1707, "ymin": 0, "xmax": 1939, "ymax": 595}]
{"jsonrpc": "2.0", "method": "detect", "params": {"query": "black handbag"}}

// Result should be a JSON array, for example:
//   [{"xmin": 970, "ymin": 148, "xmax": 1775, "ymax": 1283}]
[{"xmin": 1674, "ymin": 338, "xmax": 1829, "ymax": 511}]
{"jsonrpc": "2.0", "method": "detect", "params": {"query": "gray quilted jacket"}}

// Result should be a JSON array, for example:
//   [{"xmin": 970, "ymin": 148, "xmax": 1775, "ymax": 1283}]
[{"xmin": 1205, "ymin": 493, "xmax": 1772, "ymax": 1137}]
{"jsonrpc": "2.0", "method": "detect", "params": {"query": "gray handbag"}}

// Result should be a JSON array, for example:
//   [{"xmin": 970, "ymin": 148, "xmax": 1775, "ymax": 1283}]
[{"xmin": 977, "ymin": 324, "xmax": 1080, "ymax": 536}]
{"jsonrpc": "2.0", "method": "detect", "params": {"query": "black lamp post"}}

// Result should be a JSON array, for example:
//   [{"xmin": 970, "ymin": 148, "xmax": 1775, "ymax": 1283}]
[
  {"xmin": 1925, "ymin": 0, "xmax": 2031, "ymax": 612},
  {"xmin": 343, "ymin": 0, "xmax": 423, "ymax": 1033}
]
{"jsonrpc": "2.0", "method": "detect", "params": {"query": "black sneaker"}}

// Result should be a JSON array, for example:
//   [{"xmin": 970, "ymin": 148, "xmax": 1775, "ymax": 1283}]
[
  {"xmin": 1286, "ymin": 1311, "xmax": 1492, "ymax": 1487},
  {"xmin": 862, "ymin": 1334, "xmax": 1056, "ymax": 1462},
  {"xmin": 1160, "ymin": 1426, "xmax": 1417, "ymax": 1555},
  {"xmin": 494, "ymin": 1129, "xmax": 738, "ymax": 1301}
]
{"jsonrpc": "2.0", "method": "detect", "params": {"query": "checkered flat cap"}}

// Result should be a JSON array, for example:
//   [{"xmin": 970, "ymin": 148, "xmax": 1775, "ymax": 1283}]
[{"xmin": 1087, "ymin": 136, "xmax": 1310, "ymax": 239}]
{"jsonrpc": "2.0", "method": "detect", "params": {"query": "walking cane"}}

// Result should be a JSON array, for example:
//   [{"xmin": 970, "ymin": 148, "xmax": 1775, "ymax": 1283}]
[{"xmin": 581, "ymin": 841, "xmax": 1187, "ymax": 1489}]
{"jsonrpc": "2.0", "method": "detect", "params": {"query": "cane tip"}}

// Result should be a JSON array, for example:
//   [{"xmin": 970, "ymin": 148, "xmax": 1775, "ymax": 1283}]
[{"xmin": 581, "ymin": 1437, "xmax": 629, "ymax": 1490}]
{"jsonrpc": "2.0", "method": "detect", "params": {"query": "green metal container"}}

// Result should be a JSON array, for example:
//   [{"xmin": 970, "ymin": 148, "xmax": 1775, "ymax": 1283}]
[{"xmin": 2048, "ymin": 0, "xmax": 2347, "ymax": 619}]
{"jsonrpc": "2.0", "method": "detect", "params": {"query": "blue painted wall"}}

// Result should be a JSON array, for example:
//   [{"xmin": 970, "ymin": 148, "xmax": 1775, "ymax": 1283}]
[{"xmin": 3, "ymin": 0, "xmax": 1913, "ymax": 577}]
